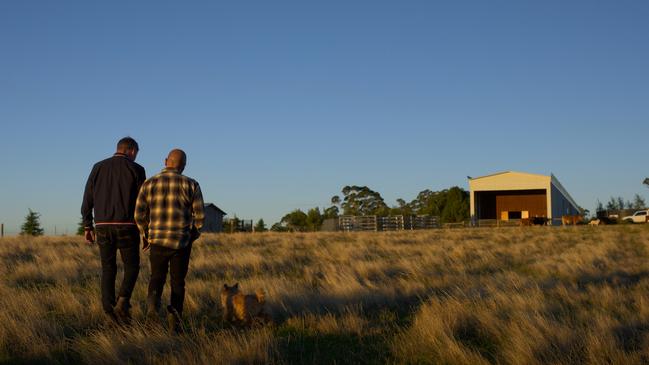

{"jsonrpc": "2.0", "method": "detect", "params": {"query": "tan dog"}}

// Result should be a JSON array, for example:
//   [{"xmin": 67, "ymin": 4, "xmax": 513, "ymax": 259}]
[{"xmin": 220, "ymin": 283, "xmax": 269, "ymax": 325}]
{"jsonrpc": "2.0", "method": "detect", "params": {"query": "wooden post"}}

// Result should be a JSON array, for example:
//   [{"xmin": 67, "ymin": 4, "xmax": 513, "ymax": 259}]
[{"xmin": 1, "ymin": 223, "xmax": 3, "ymax": 238}]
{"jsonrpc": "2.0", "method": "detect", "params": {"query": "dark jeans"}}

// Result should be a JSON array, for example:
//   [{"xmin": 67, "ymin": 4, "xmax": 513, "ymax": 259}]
[
  {"xmin": 148, "ymin": 242, "xmax": 192, "ymax": 315},
  {"xmin": 96, "ymin": 225, "xmax": 140, "ymax": 313}
]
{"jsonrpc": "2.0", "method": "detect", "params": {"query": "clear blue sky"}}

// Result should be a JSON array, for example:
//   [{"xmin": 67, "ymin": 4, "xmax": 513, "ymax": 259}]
[{"xmin": 1, "ymin": 0, "xmax": 647, "ymax": 234}]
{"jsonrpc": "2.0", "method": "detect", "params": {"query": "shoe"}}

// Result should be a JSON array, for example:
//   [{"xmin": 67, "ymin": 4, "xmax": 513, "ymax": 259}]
[
  {"xmin": 146, "ymin": 295, "xmax": 161, "ymax": 323},
  {"xmin": 114, "ymin": 297, "xmax": 132, "ymax": 325},
  {"xmin": 167, "ymin": 305, "xmax": 184, "ymax": 335},
  {"xmin": 105, "ymin": 310, "xmax": 120, "ymax": 326}
]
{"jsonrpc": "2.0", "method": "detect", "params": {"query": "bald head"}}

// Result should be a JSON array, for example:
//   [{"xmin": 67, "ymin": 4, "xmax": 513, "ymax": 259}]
[{"xmin": 165, "ymin": 149, "xmax": 187, "ymax": 172}]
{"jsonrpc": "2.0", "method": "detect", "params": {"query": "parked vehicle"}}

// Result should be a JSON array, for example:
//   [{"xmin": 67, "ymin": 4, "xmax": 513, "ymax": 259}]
[{"xmin": 621, "ymin": 210, "xmax": 648, "ymax": 223}]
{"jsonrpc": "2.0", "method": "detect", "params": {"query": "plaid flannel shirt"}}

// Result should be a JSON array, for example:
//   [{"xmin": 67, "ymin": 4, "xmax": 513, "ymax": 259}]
[{"xmin": 134, "ymin": 168, "xmax": 205, "ymax": 249}]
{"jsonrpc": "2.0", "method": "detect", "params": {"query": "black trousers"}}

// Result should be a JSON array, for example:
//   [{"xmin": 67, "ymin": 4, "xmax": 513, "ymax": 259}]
[
  {"xmin": 96, "ymin": 225, "xmax": 140, "ymax": 313},
  {"xmin": 148, "ymin": 242, "xmax": 192, "ymax": 314}
]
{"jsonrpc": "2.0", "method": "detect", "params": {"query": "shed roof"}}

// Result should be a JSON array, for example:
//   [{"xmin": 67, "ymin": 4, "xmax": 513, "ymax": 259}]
[
  {"xmin": 204, "ymin": 203, "xmax": 227, "ymax": 215},
  {"xmin": 549, "ymin": 174, "xmax": 580, "ymax": 213},
  {"xmin": 468, "ymin": 170, "xmax": 549, "ymax": 181},
  {"xmin": 468, "ymin": 171, "xmax": 550, "ymax": 192}
]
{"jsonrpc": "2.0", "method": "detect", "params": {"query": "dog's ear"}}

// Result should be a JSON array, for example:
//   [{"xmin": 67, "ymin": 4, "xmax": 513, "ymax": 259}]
[
  {"xmin": 223, "ymin": 284, "xmax": 229, "ymax": 290},
  {"xmin": 234, "ymin": 283, "xmax": 239, "ymax": 289}
]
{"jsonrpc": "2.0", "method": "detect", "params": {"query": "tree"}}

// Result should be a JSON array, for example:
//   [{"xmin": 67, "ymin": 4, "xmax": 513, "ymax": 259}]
[
  {"xmin": 407, "ymin": 186, "xmax": 469, "ymax": 223},
  {"xmin": 393, "ymin": 198, "xmax": 414, "ymax": 216},
  {"xmin": 633, "ymin": 194, "xmax": 646, "ymax": 209},
  {"xmin": 270, "ymin": 222, "xmax": 289, "ymax": 232},
  {"xmin": 440, "ymin": 187, "xmax": 470, "ymax": 223},
  {"xmin": 323, "ymin": 195, "xmax": 341, "ymax": 219},
  {"xmin": 616, "ymin": 197, "xmax": 626, "ymax": 210},
  {"xmin": 410, "ymin": 189, "xmax": 444, "ymax": 216},
  {"xmin": 340, "ymin": 185, "xmax": 389, "ymax": 216},
  {"xmin": 644, "ymin": 178, "xmax": 649, "ymax": 189},
  {"xmin": 306, "ymin": 207, "xmax": 324, "ymax": 231},
  {"xmin": 21, "ymin": 209, "xmax": 44, "ymax": 236},
  {"xmin": 281, "ymin": 210, "xmax": 308, "ymax": 231},
  {"xmin": 254, "ymin": 219, "xmax": 267, "ymax": 232},
  {"xmin": 606, "ymin": 197, "xmax": 619, "ymax": 211},
  {"xmin": 76, "ymin": 217, "xmax": 85, "ymax": 236},
  {"xmin": 323, "ymin": 205, "xmax": 339, "ymax": 219}
]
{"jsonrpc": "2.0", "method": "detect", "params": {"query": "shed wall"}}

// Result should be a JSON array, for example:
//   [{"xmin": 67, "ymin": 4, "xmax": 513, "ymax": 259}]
[
  {"xmin": 203, "ymin": 208, "xmax": 225, "ymax": 233},
  {"xmin": 551, "ymin": 184, "xmax": 580, "ymax": 224}
]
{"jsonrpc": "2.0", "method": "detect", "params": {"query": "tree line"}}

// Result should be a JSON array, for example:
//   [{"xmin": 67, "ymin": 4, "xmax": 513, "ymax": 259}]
[
  {"xmin": 592, "ymin": 179, "xmax": 649, "ymax": 216},
  {"xmin": 270, "ymin": 185, "xmax": 470, "ymax": 232},
  {"xmin": 13, "ymin": 178, "xmax": 648, "ymax": 236},
  {"xmin": 596, "ymin": 194, "xmax": 646, "ymax": 213}
]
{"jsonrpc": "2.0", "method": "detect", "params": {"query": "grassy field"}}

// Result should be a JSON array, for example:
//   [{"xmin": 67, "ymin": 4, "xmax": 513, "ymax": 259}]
[{"xmin": 1, "ymin": 225, "xmax": 649, "ymax": 364}]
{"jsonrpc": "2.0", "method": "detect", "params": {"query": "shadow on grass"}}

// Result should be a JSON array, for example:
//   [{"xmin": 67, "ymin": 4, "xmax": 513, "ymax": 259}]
[
  {"xmin": 453, "ymin": 315, "xmax": 500, "ymax": 365},
  {"xmin": 186, "ymin": 287, "xmax": 426, "ymax": 335},
  {"xmin": 274, "ymin": 326, "xmax": 389, "ymax": 365},
  {"xmin": 532, "ymin": 333, "xmax": 586, "ymax": 365},
  {"xmin": 181, "ymin": 288, "xmax": 427, "ymax": 364},
  {"xmin": 0, "ymin": 349, "xmax": 84, "ymax": 365},
  {"xmin": 0, "ymin": 250, "xmax": 36, "ymax": 265},
  {"xmin": 269, "ymin": 285, "xmax": 454, "ymax": 324},
  {"xmin": 10, "ymin": 275, "xmax": 57, "ymax": 289},
  {"xmin": 613, "ymin": 322, "xmax": 649, "ymax": 353},
  {"xmin": 576, "ymin": 270, "xmax": 649, "ymax": 289}
]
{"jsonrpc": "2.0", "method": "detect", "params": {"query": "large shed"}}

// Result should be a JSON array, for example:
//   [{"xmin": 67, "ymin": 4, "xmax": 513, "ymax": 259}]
[{"xmin": 468, "ymin": 171, "xmax": 580, "ymax": 225}]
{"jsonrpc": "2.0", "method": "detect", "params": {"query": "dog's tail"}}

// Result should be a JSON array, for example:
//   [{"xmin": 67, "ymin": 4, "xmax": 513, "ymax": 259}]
[{"xmin": 255, "ymin": 289, "xmax": 266, "ymax": 304}]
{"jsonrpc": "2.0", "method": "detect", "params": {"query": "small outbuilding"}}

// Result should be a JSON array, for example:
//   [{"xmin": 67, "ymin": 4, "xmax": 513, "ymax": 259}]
[
  {"xmin": 468, "ymin": 171, "xmax": 580, "ymax": 226},
  {"xmin": 203, "ymin": 203, "xmax": 227, "ymax": 232}
]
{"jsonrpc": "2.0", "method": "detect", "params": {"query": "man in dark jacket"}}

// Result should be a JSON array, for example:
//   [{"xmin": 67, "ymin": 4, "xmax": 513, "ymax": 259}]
[{"xmin": 81, "ymin": 137, "xmax": 146, "ymax": 324}]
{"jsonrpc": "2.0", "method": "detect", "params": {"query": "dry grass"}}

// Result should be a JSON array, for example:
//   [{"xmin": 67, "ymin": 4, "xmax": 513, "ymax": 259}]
[{"xmin": 1, "ymin": 226, "xmax": 649, "ymax": 364}]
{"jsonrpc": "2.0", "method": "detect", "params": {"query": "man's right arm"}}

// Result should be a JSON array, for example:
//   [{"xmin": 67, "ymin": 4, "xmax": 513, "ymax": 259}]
[
  {"xmin": 81, "ymin": 165, "xmax": 98, "ymax": 228},
  {"xmin": 81, "ymin": 164, "xmax": 98, "ymax": 243}
]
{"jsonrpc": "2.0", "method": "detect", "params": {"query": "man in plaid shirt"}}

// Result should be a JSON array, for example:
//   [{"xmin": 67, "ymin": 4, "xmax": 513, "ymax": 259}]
[{"xmin": 134, "ymin": 149, "xmax": 205, "ymax": 333}]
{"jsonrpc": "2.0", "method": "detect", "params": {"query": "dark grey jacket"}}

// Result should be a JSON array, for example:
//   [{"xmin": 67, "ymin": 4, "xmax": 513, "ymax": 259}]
[{"xmin": 81, "ymin": 153, "xmax": 146, "ymax": 228}]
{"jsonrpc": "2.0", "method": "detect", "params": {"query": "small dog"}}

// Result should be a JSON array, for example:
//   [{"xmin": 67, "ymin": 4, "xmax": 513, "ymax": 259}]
[{"xmin": 220, "ymin": 283, "xmax": 269, "ymax": 325}]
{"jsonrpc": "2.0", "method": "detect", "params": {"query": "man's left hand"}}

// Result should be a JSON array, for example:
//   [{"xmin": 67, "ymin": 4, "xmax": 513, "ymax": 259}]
[
  {"xmin": 190, "ymin": 226, "xmax": 200, "ymax": 243},
  {"xmin": 84, "ymin": 228, "xmax": 95, "ymax": 244}
]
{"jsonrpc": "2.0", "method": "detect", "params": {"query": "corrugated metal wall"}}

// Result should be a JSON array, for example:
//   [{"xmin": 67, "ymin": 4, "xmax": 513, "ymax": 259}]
[
  {"xmin": 551, "ymin": 184, "xmax": 580, "ymax": 222},
  {"xmin": 202, "ymin": 207, "xmax": 225, "ymax": 232}
]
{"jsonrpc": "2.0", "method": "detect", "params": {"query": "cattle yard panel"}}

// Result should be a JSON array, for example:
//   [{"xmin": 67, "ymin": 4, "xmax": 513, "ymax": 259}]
[
  {"xmin": 224, "ymin": 219, "xmax": 253, "ymax": 233},
  {"xmin": 379, "ymin": 216, "xmax": 404, "ymax": 231},
  {"xmin": 339, "ymin": 215, "xmax": 377, "ymax": 232},
  {"xmin": 407, "ymin": 215, "xmax": 440, "ymax": 230},
  {"xmin": 339, "ymin": 215, "xmax": 440, "ymax": 232},
  {"xmin": 338, "ymin": 216, "xmax": 377, "ymax": 232}
]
